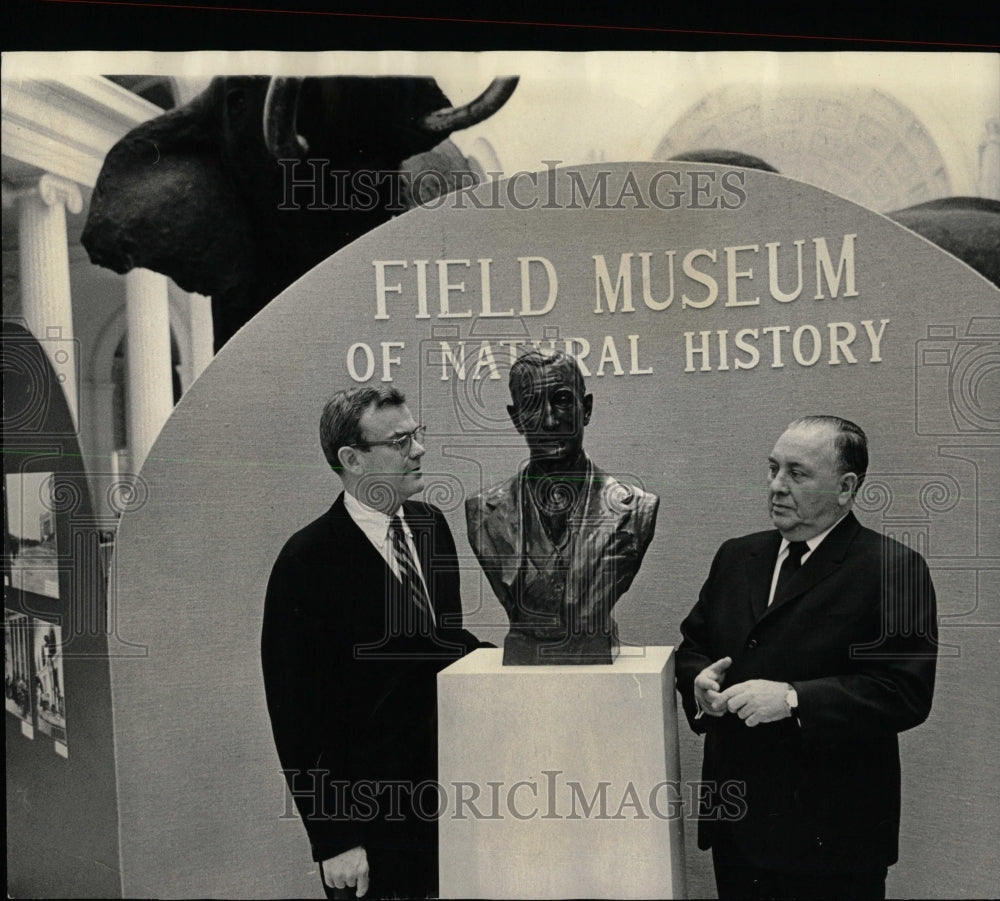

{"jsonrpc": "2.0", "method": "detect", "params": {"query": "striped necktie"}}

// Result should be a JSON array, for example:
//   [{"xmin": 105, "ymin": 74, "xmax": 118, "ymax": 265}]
[{"xmin": 389, "ymin": 514, "xmax": 432, "ymax": 621}]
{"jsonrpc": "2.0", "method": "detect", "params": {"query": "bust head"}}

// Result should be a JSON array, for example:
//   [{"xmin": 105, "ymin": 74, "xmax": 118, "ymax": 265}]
[{"xmin": 507, "ymin": 351, "xmax": 593, "ymax": 474}]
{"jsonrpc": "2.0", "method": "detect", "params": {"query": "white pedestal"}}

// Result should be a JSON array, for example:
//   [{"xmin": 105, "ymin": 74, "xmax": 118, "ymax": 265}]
[{"xmin": 438, "ymin": 646, "xmax": 686, "ymax": 899}]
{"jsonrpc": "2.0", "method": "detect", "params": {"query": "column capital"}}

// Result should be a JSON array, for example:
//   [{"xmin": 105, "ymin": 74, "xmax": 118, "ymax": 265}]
[
  {"xmin": 38, "ymin": 173, "xmax": 84, "ymax": 214},
  {"xmin": 2, "ymin": 173, "xmax": 83, "ymax": 214}
]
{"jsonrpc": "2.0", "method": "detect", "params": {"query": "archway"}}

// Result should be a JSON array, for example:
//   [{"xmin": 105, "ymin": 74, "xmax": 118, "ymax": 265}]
[{"xmin": 654, "ymin": 85, "xmax": 952, "ymax": 211}]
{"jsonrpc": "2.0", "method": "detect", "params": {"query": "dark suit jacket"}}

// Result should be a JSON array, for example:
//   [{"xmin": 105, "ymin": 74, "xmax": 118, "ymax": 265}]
[
  {"xmin": 261, "ymin": 493, "xmax": 484, "ymax": 897},
  {"xmin": 675, "ymin": 512, "xmax": 938, "ymax": 873}
]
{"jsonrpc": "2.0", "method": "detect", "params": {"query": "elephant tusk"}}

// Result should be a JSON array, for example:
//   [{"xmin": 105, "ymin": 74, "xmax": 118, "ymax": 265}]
[
  {"xmin": 263, "ymin": 77, "xmax": 306, "ymax": 158},
  {"xmin": 418, "ymin": 76, "xmax": 519, "ymax": 135}
]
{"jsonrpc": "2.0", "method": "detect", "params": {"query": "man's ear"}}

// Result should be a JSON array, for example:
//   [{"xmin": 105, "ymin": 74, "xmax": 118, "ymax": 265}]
[
  {"xmin": 838, "ymin": 472, "xmax": 859, "ymax": 505},
  {"xmin": 507, "ymin": 404, "xmax": 525, "ymax": 435},
  {"xmin": 337, "ymin": 445, "xmax": 364, "ymax": 475},
  {"xmin": 583, "ymin": 393, "xmax": 594, "ymax": 426}
]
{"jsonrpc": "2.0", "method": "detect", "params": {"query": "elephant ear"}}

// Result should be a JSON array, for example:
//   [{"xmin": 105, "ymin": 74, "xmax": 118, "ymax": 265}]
[
  {"xmin": 83, "ymin": 125, "xmax": 257, "ymax": 299},
  {"xmin": 889, "ymin": 198, "xmax": 1000, "ymax": 289}
]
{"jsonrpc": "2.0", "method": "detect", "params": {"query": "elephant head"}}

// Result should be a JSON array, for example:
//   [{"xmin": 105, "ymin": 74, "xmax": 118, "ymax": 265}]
[{"xmin": 82, "ymin": 75, "xmax": 518, "ymax": 347}]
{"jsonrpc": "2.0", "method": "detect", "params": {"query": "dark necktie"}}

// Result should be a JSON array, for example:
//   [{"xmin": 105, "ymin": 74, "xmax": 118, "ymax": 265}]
[
  {"xmin": 389, "ymin": 515, "xmax": 432, "ymax": 621},
  {"xmin": 772, "ymin": 540, "xmax": 809, "ymax": 604}
]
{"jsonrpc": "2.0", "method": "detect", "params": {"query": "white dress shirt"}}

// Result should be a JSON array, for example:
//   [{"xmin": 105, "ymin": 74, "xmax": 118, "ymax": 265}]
[
  {"xmin": 343, "ymin": 491, "xmax": 435, "ymax": 623},
  {"xmin": 767, "ymin": 512, "xmax": 849, "ymax": 606}
]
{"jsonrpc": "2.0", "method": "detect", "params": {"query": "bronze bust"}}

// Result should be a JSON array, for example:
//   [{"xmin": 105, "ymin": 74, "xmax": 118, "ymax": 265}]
[{"xmin": 465, "ymin": 351, "xmax": 659, "ymax": 664}]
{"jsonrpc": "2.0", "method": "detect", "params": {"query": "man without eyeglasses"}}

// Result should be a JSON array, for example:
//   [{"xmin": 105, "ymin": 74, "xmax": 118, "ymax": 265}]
[
  {"xmin": 676, "ymin": 415, "xmax": 938, "ymax": 900},
  {"xmin": 466, "ymin": 350, "xmax": 658, "ymax": 664},
  {"xmin": 262, "ymin": 386, "xmax": 488, "ymax": 899}
]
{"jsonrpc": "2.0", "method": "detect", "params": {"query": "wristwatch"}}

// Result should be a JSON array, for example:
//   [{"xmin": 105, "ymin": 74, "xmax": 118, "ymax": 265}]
[{"xmin": 785, "ymin": 685, "xmax": 799, "ymax": 719}]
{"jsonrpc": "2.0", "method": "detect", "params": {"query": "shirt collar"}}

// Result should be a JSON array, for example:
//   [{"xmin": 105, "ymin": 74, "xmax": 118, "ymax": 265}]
[
  {"xmin": 779, "ymin": 510, "xmax": 849, "ymax": 556},
  {"xmin": 343, "ymin": 490, "xmax": 406, "ymax": 542}
]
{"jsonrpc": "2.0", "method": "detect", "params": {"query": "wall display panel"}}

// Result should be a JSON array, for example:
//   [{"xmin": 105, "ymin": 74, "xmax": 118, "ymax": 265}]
[{"xmin": 2, "ymin": 321, "xmax": 121, "ymax": 899}]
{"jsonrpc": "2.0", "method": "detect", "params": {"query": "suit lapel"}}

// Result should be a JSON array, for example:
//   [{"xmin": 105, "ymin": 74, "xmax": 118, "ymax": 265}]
[
  {"xmin": 746, "ymin": 533, "xmax": 781, "ymax": 619},
  {"xmin": 576, "ymin": 466, "xmax": 624, "ymax": 555},
  {"xmin": 327, "ymin": 492, "xmax": 397, "ymax": 586},
  {"xmin": 760, "ymin": 512, "xmax": 860, "ymax": 620}
]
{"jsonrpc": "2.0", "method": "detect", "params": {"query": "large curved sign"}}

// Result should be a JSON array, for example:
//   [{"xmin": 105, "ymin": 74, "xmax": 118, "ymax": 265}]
[{"xmin": 109, "ymin": 164, "xmax": 998, "ymax": 897}]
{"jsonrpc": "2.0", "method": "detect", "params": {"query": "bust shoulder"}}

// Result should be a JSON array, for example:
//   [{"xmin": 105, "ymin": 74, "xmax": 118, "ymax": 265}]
[
  {"xmin": 594, "ymin": 468, "xmax": 659, "ymax": 516},
  {"xmin": 465, "ymin": 476, "xmax": 519, "ymax": 519}
]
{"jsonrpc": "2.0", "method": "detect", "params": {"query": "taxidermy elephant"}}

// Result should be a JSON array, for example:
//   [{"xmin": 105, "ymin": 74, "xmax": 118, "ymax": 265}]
[
  {"xmin": 81, "ymin": 75, "xmax": 518, "ymax": 348},
  {"xmin": 887, "ymin": 196, "xmax": 1000, "ymax": 288},
  {"xmin": 671, "ymin": 149, "xmax": 1000, "ymax": 289}
]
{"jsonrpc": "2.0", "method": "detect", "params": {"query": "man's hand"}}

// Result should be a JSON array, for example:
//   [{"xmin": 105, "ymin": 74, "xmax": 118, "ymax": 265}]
[
  {"xmin": 693, "ymin": 656, "xmax": 733, "ymax": 717},
  {"xmin": 322, "ymin": 846, "xmax": 369, "ymax": 898},
  {"xmin": 718, "ymin": 679, "xmax": 792, "ymax": 727}
]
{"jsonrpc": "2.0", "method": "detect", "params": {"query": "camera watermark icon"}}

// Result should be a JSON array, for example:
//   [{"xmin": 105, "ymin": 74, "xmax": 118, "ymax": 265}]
[
  {"xmin": 915, "ymin": 318, "xmax": 1000, "ymax": 435},
  {"xmin": 2, "ymin": 322, "xmax": 81, "ymax": 438}
]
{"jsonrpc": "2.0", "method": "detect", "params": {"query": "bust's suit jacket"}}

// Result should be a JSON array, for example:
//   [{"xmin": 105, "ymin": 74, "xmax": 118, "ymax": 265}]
[
  {"xmin": 465, "ymin": 459, "xmax": 659, "ymax": 624},
  {"xmin": 261, "ymin": 493, "xmax": 484, "ymax": 898},
  {"xmin": 675, "ymin": 512, "xmax": 937, "ymax": 873}
]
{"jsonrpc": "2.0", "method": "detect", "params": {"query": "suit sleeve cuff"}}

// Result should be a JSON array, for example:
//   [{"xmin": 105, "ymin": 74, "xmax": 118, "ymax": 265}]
[{"xmin": 310, "ymin": 825, "xmax": 366, "ymax": 864}]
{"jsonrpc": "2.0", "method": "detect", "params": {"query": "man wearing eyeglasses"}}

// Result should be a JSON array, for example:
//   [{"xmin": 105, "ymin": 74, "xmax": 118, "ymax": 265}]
[{"xmin": 262, "ymin": 386, "xmax": 488, "ymax": 900}]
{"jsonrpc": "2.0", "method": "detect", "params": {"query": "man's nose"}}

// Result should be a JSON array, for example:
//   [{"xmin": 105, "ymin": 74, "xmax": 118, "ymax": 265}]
[
  {"xmin": 769, "ymin": 471, "xmax": 789, "ymax": 493},
  {"xmin": 410, "ymin": 437, "xmax": 426, "ymax": 458},
  {"xmin": 540, "ymin": 399, "xmax": 559, "ymax": 430}
]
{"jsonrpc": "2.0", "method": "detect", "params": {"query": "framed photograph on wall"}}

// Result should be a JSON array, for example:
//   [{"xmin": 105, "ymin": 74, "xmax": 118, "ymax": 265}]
[
  {"xmin": 4, "ymin": 609, "xmax": 33, "ymax": 730},
  {"xmin": 5, "ymin": 472, "xmax": 60, "ymax": 601},
  {"xmin": 32, "ymin": 618, "xmax": 67, "ymax": 752}
]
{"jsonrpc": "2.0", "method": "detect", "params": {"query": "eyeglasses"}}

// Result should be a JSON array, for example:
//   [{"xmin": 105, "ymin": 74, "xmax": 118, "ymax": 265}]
[{"xmin": 354, "ymin": 425, "xmax": 426, "ymax": 457}]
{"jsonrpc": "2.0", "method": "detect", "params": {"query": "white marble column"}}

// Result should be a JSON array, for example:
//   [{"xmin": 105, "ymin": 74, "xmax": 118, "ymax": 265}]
[
  {"xmin": 186, "ymin": 291, "xmax": 215, "ymax": 388},
  {"xmin": 979, "ymin": 118, "xmax": 1000, "ymax": 199},
  {"xmin": 9, "ymin": 173, "xmax": 84, "ymax": 425},
  {"xmin": 125, "ymin": 268, "xmax": 173, "ymax": 471},
  {"xmin": 82, "ymin": 378, "xmax": 118, "ymax": 519}
]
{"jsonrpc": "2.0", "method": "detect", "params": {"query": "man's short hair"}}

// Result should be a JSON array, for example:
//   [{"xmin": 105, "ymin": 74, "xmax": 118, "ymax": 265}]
[
  {"xmin": 508, "ymin": 350, "xmax": 585, "ymax": 405},
  {"xmin": 789, "ymin": 414, "xmax": 868, "ymax": 493},
  {"xmin": 320, "ymin": 386, "xmax": 406, "ymax": 470}
]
